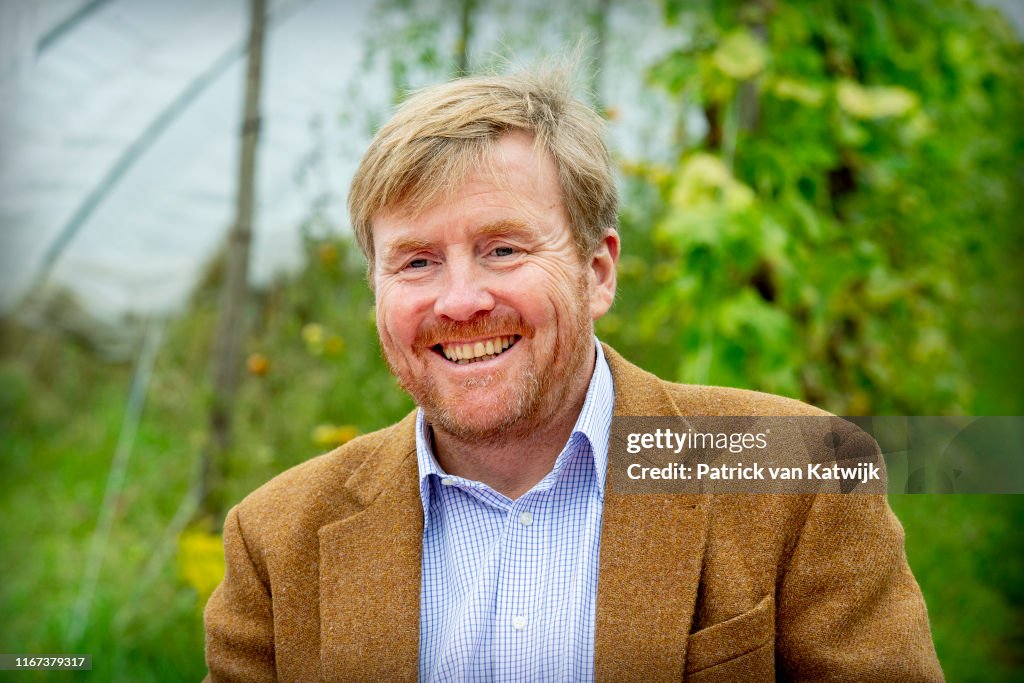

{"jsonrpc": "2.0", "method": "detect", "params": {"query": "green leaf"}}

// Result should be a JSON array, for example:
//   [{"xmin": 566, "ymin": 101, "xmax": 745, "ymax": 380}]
[
  {"xmin": 713, "ymin": 29, "xmax": 768, "ymax": 80},
  {"xmin": 836, "ymin": 80, "xmax": 919, "ymax": 119},
  {"xmin": 669, "ymin": 153, "xmax": 755, "ymax": 211},
  {"xmin": 770, "ymin": 77, "xmax": 826, "ymax": 107}
]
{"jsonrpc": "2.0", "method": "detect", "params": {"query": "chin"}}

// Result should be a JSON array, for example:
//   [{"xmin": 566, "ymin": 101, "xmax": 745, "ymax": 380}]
[
  {"xmin": 431, "ymin": 412, "xmax": 513, "ymax": 441},
  {"xmin": 424, "ymin": 373, "xmax": 542, "ymax": 441}
]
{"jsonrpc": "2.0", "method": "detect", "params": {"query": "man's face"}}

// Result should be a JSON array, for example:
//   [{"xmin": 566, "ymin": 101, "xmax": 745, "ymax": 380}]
[{"xmin": 371, "ymin": 132, "xmax": 617, "ymax": 441}]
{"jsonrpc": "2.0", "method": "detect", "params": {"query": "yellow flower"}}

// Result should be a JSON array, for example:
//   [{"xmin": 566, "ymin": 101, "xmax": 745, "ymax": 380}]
[
  {"xmin": 312, "ymin": 424, "xmax": 337, "ymax": 446},
  {"xmin": 178, "ymin": 530, "xmax": 225, "ymax": 607},
  {"xmin": 334, "ymin": 424, "xmax": 359, "ymax": 444},
  {"xmin": 302, "ymin": 323, "xmax": 325, "ymax": 353},
  {"xmin": 312, "ymin": 424, "xmax": 359, "ymax": 448}
]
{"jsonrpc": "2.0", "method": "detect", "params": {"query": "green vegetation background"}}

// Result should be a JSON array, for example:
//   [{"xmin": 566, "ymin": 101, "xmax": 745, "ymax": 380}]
[{"xmin": 2, "ymin": 0, "xmax": 1022, "ymax": 680}]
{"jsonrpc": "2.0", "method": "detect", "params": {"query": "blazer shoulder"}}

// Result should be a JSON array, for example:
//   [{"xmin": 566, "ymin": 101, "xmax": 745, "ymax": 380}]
[{"xmin": 660, "ymin": 380, "xmax": 831, "ymax": 417}]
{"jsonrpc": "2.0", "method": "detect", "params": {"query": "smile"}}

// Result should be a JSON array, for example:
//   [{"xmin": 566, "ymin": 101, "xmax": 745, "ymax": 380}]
[{"xmin": 433, "ymin": 335, "xmax": 521, "ymax": 365}]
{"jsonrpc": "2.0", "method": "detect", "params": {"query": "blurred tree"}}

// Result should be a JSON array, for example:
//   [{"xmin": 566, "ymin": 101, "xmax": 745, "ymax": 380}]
[
  {"xmin": 602, "ymin": 0, "xmax": 1024, "ymax": 416},
  {"xmin": 198, "ymin": 0, "xmax": 267, "ymax": 526},
  {"xmin": 455, "ymin": 0, "xmax": 477, "ymax": 76}
]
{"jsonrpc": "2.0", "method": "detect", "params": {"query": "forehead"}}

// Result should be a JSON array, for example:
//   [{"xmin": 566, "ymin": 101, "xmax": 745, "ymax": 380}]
[{"xmin": 372, "ymin": 132, "xmax": 567, "ymax": 249}]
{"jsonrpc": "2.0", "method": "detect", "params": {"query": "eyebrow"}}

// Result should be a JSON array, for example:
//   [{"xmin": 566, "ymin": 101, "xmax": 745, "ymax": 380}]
[
  {"xmin": 379, "ymin": 219, "xmax": 537, "ymax": 260},
  {"xmin": 380, "ymin": 236, "xmax": 433, "ymax": 260},
  {"xmin": 476, "ymin": 218, "xmax": 536, "ymax": 240}
]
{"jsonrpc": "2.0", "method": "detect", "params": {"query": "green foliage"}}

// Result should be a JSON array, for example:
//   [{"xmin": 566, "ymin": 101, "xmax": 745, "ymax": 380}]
[
  {"xmin": 0, "ymin": 324, "xmax": 208, "ymax": 682},
  {"xmin": 889, "ymin": 495, "xmax": 1024, "ymax": 681},
  {"xmin": 601, "ymin": 0, "xmax": 1024, "ymax": 415}
]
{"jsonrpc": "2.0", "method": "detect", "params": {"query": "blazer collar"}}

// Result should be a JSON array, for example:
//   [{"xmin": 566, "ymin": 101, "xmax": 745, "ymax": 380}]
[
  {"xmin": 317, "ymin": 345, "xmax": 707, "ymax": 681},
  {"xmin": 318, "ymin": 411, "xmax": 422, "ymax": 681}
]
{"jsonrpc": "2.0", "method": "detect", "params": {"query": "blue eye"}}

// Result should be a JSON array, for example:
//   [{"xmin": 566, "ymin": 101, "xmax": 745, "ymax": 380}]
[
  {"xmin": 492, "ymin": 247, "xmax": 515, "ymax": 257},
  {"xmin": 408, "ymin": 258, "xmax": 429, "ymax": 269}
]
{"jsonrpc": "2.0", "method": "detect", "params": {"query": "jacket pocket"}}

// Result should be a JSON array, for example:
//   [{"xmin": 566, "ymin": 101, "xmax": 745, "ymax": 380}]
[{"xmin": 684, "ymin": 594, "xmax": 774, "ymax": 681}]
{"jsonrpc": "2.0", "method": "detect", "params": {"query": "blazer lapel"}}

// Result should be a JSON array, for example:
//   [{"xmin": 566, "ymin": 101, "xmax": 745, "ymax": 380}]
[
  {"xmin": 595, "ymin": 346, "xmax": 708, "ymax": 682},
  {"xmin": 318, "ymin": 413, "xmax": 422, "ymax": 682}
]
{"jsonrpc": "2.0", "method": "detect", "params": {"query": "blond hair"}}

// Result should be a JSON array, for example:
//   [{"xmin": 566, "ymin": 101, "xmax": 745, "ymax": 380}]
[{"xmin": 348, "ymin": 70, "xmax": 618, "ymax": 266}]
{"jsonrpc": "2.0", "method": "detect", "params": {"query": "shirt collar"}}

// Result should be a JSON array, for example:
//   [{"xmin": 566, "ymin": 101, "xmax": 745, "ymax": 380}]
[{"xmin": 416, "ymin": 338, "xmax": 614, "ymax": 521}]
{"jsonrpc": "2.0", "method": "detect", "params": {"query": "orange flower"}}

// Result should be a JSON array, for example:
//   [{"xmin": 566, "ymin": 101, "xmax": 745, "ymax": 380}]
[
  {"xmin": 323, "ymin": 335, "xmax": 345, "ymax": 356},
  {"xmin": 247, "ymin": 352, "xmax": 269, "ymax": 376},
  {"xmin": 318, "ymin": 243, "xmax": 339, "ymax": 266}
]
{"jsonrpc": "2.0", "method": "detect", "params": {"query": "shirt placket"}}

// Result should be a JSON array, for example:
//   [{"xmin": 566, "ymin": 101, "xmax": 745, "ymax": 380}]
[{"xmin": 492, "ymin": 487, "xmax": 546, "ymax": 683}]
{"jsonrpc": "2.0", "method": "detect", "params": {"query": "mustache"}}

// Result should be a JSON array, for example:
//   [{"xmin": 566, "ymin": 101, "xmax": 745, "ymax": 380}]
[{"xmin": 414, "ymin": 313, "xmax": 534, "ymax": 347}]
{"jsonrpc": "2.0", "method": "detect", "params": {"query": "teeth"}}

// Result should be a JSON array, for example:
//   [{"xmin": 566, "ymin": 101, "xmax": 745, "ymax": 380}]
[{"xmin": 440, "ymin": 336, "xmax": 517, "ymax": 363}]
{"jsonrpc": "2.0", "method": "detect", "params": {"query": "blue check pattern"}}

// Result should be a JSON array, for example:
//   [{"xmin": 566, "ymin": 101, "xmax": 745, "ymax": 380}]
[{"xmin": 416, "ymin": 340, "xmax": 614, "ymax": 682}]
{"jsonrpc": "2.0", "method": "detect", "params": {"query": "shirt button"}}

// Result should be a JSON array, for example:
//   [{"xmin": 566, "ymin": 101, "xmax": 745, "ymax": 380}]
[
  {"xmin": 511, "ymin": 615, "xmax": 528, "ymax": 631},
  {"xmin": 441, "ymin": 477, "xmax": 455, "ymax": 486},
  {"xmin": 519, "ymin": 511, "xmax": 533, "ymax": 526}
]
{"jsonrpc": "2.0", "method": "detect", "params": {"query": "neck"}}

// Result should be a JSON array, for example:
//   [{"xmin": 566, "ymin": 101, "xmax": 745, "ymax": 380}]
[{"xmin": 431, "ymin": 342, "xmax": 597, "ymax": 500}]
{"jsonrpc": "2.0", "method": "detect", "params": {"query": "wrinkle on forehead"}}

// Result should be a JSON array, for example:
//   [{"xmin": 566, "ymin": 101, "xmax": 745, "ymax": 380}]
[{"xmin": 382, "ymin": 131, "xmax": 563, "ymax": 226}]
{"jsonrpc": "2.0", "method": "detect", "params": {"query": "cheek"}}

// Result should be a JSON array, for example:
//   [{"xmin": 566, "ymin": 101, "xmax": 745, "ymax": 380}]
[
  {"xmin": 515, "ymin": 261, "xmax": 586, "ymax": 313},
  {"xmin": 375, "ymin": 284, "xmax": 419, "ymax": 343},
  {"xmin": 374, "ymin": 311, "xmax": 410, "ymax": 360},
  {"xmin": 375, "ymin": 292, "xmax": 441, "ymax": 367},
  {"xmin": 541, "ymin": 272, "xmax": 589, "ymax": 321}
]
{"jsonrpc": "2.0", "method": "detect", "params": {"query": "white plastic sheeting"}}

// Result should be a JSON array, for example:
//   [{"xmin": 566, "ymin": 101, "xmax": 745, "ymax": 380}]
[{"xmin": 1, "ymin": 0, "xmax": 379, "ymax": 318}]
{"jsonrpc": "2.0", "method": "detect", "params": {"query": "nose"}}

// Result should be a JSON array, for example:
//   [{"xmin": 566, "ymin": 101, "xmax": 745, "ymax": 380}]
[{"xmin": 433, "ymin": 259, "xmax": 495, "ymax": 321}]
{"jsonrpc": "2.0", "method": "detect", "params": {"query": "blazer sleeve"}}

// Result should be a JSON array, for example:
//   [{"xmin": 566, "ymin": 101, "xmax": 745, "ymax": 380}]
[
  {"xmin": 775, "ymin": 493, "xmax": 944, "ymax": 681},
  {"xmin": 204, "ymin": 506, "xmax": 276, "ymax": 682}
]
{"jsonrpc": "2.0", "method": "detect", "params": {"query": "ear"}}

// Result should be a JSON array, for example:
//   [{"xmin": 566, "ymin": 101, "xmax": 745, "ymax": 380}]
[{"xmin": 588, "ymin": 228, "xmax": 620, "ymax": 320}]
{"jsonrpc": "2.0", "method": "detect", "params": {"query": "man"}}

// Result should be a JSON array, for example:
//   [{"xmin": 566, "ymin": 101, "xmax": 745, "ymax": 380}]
[{"xmin": 204, "ymin": 71, "xmax": 943, "ymax": 681}]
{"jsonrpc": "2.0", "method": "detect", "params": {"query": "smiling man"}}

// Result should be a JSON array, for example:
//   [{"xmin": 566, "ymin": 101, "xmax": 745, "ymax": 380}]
[
  {"xmin": 204, "ymin": 72, "xmax": 943, "ymax": 682},
  {"xmin": 371, "ymin": 126, "xmax": 615, "ymax": 501}
]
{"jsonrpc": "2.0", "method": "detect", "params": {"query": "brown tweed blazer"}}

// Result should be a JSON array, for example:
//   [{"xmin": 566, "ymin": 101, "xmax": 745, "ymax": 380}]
[{"xmin": 205, "ymin": 344, "xmax": 943, "ymax": 682}]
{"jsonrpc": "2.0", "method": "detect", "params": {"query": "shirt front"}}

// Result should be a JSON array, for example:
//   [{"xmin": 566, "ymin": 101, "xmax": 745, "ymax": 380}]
[{"xmin": 416, "ymin": 340, "xmax": 614, "ymax": 682}]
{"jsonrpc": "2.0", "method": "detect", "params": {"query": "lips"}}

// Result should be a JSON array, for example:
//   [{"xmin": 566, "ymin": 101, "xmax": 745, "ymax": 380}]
[{"xmin": 433, "ymin": 335, "xmax": 521, "ymax": 364}]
